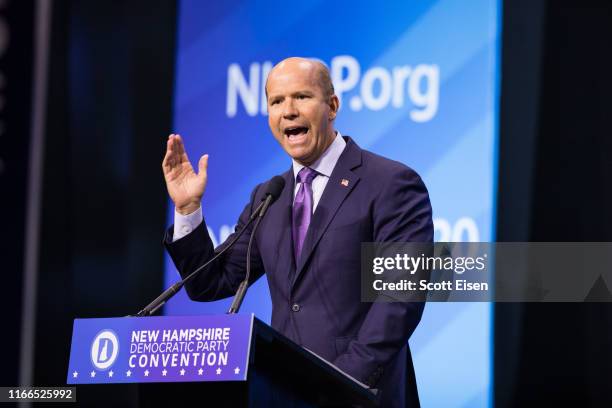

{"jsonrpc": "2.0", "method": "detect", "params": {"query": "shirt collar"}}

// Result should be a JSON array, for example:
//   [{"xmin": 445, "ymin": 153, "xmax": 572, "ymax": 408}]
[{"xmin": 292, "ymin": 131, "xmax": 346, "ymax": 181}]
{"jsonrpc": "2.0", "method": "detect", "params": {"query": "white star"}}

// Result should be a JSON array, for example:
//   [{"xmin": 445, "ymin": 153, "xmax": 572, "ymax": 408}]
[
  {"xmin": 234, "ymin": 367, "xmax": 240, "ymax": 374},
  {"xmin": 144, "ymin": 370, "xmax": 149, "ymax": 377},
  {"xmin": 126, "ymin": 370, "xmax": 132, "ymax": 377},
  {"xmin": 162, "ymin": 369, "xmax": 167, "ymax": 376},
  {"xmin": 108, "ymin": 370, "xmax": 114, "ymax": 378},
  {"xmin": 90, "ymin": 371, "xmax": 96, "ymax": 378},
  {"xmin": 197, "ymin": 368, "xmax": 203, "ymax": 375},
  {"xmin": 179, "ymin": 368, "xmax": 186, "ymax": 376},
  {"xmin": 72, "ymin": 371, "xmax": 78, "ymax": 378},
  {"xmin": 216, "ymin": 367, "xmax": 222, "ymax": 375}
]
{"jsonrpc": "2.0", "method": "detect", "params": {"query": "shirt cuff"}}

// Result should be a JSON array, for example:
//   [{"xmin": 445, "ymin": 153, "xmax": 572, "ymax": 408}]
[{"xmin": 173, "ymin": 206, "xmax": 203, "ymax": 242}]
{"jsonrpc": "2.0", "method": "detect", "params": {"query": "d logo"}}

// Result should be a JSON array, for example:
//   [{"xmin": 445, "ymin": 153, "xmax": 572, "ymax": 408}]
[{"xmin": 90, "ymin": 330, "xmax": 119, "ymax": 370}]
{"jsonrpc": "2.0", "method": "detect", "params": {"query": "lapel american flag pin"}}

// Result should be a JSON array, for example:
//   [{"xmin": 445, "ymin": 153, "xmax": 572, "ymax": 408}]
[{"xmin": 340, "ymin": 178, "xmax": 349, "ymax": 187}]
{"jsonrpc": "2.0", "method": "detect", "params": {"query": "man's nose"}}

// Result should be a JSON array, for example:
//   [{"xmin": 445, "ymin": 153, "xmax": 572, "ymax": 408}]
[{"xmin": 282, "ymin": 99, "xmax": 299, "ymax": 119}]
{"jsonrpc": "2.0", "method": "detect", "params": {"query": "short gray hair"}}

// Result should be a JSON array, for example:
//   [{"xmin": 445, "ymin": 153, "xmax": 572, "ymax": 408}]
[{"xmin": 312, "ymin": 60, "xmax": 335, "ymax": 100}]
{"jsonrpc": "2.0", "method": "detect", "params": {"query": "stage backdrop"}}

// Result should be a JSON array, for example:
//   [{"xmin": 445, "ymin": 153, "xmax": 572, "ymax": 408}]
[{"xmin": 165, "ymin": 1, "xmax": 500, "ymax": 406}]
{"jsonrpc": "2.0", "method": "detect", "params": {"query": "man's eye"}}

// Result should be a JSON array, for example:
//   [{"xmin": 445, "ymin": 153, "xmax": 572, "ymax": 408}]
[
  {"xmin": 270, "ymin": 100, "xmax": 280, "ymax": 105},
  {"xmin": 297, "ymin": 94, "xmax": 309, "ymax": 99}
]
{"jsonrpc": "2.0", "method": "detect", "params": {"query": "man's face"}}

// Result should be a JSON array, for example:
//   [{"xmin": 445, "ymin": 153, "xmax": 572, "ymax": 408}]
[{"xmin": 266, "ymin": 60, "xmax": 339, "ymax": 166}]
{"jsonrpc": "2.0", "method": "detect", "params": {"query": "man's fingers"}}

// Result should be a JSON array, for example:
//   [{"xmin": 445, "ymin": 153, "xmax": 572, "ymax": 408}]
[
  {"xmin": 163, "ymin": 134, "xmax": 184, "ymax": 170},
  {"xmin": 163, "ymin": 133, "xmax": 200, "ymax": 180},
  {"xmin": 163, "ymin": 136, "xmax": 178, "ymax": 169},
  {"xmin": 198, "ymin": 154, "xmax": 209, "ymax": 177},
  {"xmin": 170, "ymin": 133, "xmax": 191, "ymax": 163},
  {"xmin": 174, "ymin": 134, "xmax": 186, "ymax": 155}
]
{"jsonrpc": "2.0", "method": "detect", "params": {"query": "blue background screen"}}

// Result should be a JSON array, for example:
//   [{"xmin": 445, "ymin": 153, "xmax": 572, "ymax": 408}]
[{"xmin": 166, "ymin": 1, "xmax": 501, "ymax": 406}]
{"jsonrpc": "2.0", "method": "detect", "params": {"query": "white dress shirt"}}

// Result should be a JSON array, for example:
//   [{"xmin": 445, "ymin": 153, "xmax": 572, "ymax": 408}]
[{"xmin": 173, "ymin": 132, "xmax": 346, "ymax": 241}]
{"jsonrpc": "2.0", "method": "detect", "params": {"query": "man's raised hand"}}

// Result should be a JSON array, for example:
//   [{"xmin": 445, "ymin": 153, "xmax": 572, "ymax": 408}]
[{"xmin": 162, "ymin": 134, "xmax": 208, "ymax": 215}]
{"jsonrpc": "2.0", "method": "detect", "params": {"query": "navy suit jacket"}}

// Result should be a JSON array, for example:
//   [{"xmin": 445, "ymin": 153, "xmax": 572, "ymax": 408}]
[{"xmin": 164, "ymin": 136, "xmax": 433, "ymax": 408}]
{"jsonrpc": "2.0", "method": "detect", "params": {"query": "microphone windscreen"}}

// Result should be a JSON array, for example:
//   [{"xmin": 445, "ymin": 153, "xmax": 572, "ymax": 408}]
[{"xmin": 267, "ymin": 176, "xmax": 286, "ymax": 201}]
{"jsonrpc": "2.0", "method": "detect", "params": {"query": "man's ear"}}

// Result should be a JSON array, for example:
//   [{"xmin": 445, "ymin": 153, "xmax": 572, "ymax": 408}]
[{"xmin": 329, "ymin": 94, "xmax": 340, "ymax": 120}]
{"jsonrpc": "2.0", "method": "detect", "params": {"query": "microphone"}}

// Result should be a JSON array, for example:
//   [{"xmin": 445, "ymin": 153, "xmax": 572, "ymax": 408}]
[
  {"xmin": 256, "ymin": 176, "xmax": 285, "ymax": 217},
  {"xmin": 227, "ymin": 176, "xmax": 285, "ymax": 314},
  {"xmin": 135, "ymin": 176, "xmax": 285, "ymax": 317}
]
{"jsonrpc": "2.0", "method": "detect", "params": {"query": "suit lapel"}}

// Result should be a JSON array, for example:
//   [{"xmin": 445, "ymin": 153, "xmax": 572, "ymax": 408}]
[{"xmin": 291, "ymin": 137, "xmax": 362, "ymax": 290}]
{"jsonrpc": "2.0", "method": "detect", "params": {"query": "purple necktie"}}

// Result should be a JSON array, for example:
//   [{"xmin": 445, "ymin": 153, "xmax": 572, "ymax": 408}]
[{"xmin": 292, "ymin": 167, "xmax": 318, "ymax": 261}]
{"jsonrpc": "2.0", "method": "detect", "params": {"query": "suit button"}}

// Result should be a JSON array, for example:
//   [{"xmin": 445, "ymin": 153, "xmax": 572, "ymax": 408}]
[{"xmin": 292, "ymin": 303, "xmax": 300, "ymax": 312}]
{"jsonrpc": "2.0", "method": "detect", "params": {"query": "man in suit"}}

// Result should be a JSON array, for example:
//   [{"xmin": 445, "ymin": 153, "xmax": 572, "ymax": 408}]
[{"xmin": 162, "ymin": 57, "xmax": 433, "ymax": 407}]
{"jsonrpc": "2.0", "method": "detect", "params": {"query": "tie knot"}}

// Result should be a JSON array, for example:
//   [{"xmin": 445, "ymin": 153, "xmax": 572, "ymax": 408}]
[{"xmin": 297, "ymin": 167, "xmax": 318, "ymax": 185}]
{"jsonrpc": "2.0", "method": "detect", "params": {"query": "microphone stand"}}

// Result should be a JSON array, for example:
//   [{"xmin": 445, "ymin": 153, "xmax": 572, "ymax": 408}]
[
  {"xmin": 134, "ymin": 198, "xmax": 268, "ymax": 317},
  {"xmin": 227, "ymin": 193, "xmax": 275, "ymax": 314},
  {"xmin": 226, "ymin": 214, "xmax": 262, "ymax": 314}
]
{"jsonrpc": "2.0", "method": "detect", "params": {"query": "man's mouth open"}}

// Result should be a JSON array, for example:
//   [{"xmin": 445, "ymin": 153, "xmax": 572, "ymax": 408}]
[{"xmin": 284, "ymin": 126, "xmax": 309, "ymax": 143}]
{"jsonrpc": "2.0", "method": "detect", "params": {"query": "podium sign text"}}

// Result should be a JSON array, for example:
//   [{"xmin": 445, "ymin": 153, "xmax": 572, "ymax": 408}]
[{"xmin": 67, "ymin": 314, "xmax": 254, "ymax": 384}]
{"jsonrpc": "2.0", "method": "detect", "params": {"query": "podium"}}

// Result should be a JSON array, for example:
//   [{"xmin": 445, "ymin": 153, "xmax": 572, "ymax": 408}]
[{"xmin": 67, "ymin": 314, "xmax": 378, "ymax": 407}]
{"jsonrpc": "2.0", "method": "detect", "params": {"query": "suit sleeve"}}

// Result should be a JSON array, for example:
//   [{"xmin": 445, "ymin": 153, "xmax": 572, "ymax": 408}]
[
  {"xmin": 332, "ymin": 167, "xmax": 433, "ymax": 386},
  {"xmin": 163, "ymin": 184, "xmax": 266, "ymax": 301}
]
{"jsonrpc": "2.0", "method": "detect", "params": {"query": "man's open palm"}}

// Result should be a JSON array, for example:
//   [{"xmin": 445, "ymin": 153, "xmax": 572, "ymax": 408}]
[{"xmin": 162, "ymin": 134, "xmax": 208, "ymax": 215}]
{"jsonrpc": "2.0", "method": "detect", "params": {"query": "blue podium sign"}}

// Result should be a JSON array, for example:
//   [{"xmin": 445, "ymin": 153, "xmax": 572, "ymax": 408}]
[{"xmin": 67, "ymin": 314, "xmax": 254, "ymax": 384}]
